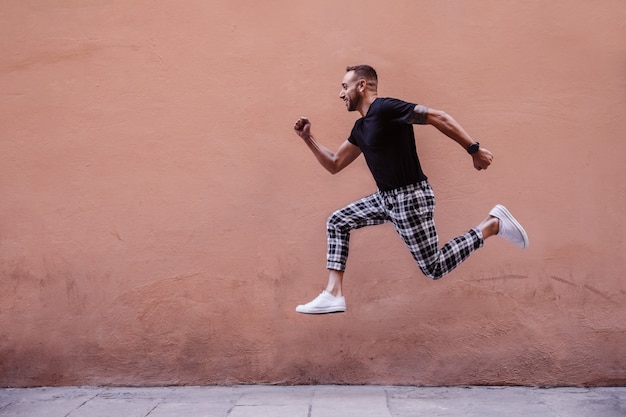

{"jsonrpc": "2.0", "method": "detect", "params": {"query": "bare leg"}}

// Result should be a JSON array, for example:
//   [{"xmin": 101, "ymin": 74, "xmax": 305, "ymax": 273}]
[
  {"xmin": 325, "ymin": 269, "xmax": 344, "ymax": 297},
  {"xmin": 477, "ymin": 215, "xmax": 500, "ymax": 239}
]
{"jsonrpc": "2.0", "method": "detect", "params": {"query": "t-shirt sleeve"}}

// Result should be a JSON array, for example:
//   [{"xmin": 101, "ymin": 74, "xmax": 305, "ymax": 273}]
[
  {"xmin": 381, "ymin": 98, "xmax": 428, "ymax": 125},
  {"xmin": 347, "ymin": 121, "xmax": 361, "ymax": 147},
  {"xmin": 409, "ymin": 104, "xmax": 429, "ymax": 125}
]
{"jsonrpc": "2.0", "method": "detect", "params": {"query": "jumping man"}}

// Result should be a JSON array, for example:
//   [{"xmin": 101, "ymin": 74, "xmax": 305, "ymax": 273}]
[{"xmin": 293, "ymin": 65, "xmax": 528, "ymax": 314}]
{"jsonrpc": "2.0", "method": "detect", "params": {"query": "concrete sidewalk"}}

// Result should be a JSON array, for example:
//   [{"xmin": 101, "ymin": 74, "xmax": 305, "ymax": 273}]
[{"xmin": 0, "ymin": 385, "xmax": 624, "ymax": 417}]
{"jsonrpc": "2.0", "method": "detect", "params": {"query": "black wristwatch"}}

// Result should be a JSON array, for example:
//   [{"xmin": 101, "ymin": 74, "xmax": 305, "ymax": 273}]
[{"xmin": 467, "ymin": 142, "xmax": 480, "ymax": 155}]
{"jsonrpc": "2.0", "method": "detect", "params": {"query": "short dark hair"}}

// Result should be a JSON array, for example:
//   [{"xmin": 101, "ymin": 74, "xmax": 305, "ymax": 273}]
[{"xmin": 346, "ymin": 65, "xmax": 378, "ymax": 88}]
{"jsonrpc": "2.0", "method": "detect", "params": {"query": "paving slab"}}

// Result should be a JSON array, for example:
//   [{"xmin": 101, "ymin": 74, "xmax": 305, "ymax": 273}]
[
  {"xmin": 312, "ymin": 386, "xmax": 392, "ymax": 417},
  {"xmin": 147, "ymin": 386, "xmax": 239, "ymax": 417},
  {"xmin": 388, "ymin": 387, "xmax": 554, "ymax": 416},
  {"xmin": 0, "ymin": 385, "xmax": 624, "ymax": 417},
  {"xmin": 229, "ymin": 386, "xmax": 312, "ymax": 417},
  {"xmin": 0, "ymin": 387, "xmax": 100, "ymax": 417},
  {"xmin": 533, "ymin": 387, "xmax": 626, "ymax": 417}
]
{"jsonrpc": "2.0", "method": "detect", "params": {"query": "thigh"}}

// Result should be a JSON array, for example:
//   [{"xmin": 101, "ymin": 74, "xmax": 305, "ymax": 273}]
[
  {"xmin": 391, "ymin": 184, "xmax": 438, "ymax": 258},
  {"xmin": 329, "ymin": 192, "xmax": 389, "ymax": 230}
]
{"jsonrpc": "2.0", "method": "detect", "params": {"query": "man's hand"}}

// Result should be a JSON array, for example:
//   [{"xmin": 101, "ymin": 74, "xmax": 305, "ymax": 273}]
[
  {"xmin": 294, "ymin": 117, "xmax": 312, "ymax": 140},
  {"xmin": 472, "ymin": 147, "xmax": 494, "ymax": 171}
]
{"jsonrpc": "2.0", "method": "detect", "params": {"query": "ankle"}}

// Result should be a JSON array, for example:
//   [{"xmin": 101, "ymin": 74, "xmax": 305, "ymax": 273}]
[{"xmin": 480, "ymin": 217, "xmax": 500, "ymax": 239}]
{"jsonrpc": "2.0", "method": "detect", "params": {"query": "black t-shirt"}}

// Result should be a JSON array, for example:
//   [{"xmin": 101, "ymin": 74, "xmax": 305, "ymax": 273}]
[{"xmin": 347, "ymin": 97, "xmax": 428, "ymax": 191}]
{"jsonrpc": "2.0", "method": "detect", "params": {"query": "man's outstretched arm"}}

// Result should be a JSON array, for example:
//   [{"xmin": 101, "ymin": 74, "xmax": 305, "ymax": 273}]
[
  {"xmin": 409, "ymin": 105, "xmax": 494, "ymax": 171},
  {"xmin": 293, "ymin": 117, "xmax": 362, "ymax": 174}
]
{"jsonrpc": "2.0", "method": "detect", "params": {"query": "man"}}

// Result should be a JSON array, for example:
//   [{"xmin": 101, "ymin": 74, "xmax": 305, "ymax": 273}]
[{"xmin": 293, "ymin": 65, "xmax": 528, "ymax": 314}]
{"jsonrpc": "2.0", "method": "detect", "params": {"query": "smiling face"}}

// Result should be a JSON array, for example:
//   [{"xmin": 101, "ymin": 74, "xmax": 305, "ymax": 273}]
[{"xmin": 339, "ymin": 70, "xmax": 363, "ymax": 112}]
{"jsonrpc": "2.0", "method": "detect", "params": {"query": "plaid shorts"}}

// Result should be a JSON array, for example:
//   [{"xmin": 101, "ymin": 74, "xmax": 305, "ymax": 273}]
[{"xmin": 326, "ymin": 181, "xmax": 483, "ymax": 279}]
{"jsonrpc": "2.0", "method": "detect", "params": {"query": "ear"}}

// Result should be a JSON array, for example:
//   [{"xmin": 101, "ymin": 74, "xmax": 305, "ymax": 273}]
[{"xmin": 358, "ymin": 78, "xmax": 366, "ymax": 92}]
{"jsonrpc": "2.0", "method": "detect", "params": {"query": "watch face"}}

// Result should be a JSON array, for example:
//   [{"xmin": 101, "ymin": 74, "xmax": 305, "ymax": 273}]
[{"xmin": 468, "ymin": 143, "xmax": 480, "ymax": 154}]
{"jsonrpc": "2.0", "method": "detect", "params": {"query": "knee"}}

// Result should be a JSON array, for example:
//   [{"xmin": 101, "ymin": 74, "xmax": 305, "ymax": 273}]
[
  {"xmin": 424, "ymin": 272, "xmax": 444, "ymax": 281},
  {"xmin": 420, "ymin": 264, "xmax": 446, "ymax": 281},
  {"xmin": 327, "ymin": 211, "xmax": 345, "ymax": 230}
]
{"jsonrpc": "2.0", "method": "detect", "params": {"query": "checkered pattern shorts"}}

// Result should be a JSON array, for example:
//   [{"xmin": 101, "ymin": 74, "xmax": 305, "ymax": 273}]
[{"xmin": 326, "ymin": 181, "xmax": 483, "ymax": 279}]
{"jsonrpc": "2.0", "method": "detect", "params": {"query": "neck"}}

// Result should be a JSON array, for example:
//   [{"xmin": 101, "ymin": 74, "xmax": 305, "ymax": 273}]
[{"xmin": 358, "ymin": 93, "xmax": 378, "ymax": 117}]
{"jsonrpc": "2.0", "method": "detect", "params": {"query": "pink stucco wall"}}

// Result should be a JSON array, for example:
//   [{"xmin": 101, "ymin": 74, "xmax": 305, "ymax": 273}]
[{"xmin": 1, "ymin": 1, "xmax": 624, "ymax": 387}]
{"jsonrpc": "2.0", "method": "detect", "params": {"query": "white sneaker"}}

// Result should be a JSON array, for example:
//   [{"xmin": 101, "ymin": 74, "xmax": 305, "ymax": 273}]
[
  {"xmin": 489, "ymin": 204, "xmax": 529, "ymax": 249},
  {"xmin": 295, "ymin": 291, "xmax": 346, "ymax": 314}
]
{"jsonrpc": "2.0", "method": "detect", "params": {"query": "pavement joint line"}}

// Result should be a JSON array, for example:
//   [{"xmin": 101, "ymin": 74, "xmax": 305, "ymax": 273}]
[
  {"xmin": 64, "ymin": 390, "xmax": 102, "ymax": 417},
  {"xmin": 0, "ymin": 401, "xmax": 13, "ymax": 412},
  {"xmin": 144, "ymin": 402, "xmax": 160, "ymax": 417},
  {"xmin": 225, "ymin": 391, "xmax": 244, "ymax": 416},
  {"xmin": 384, "ymin": 387, "xmax": 392, "ymax": 414}
]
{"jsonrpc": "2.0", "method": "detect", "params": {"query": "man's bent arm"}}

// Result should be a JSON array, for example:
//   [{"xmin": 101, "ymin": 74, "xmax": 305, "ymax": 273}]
[
  {"xmin": 294, "ymin": 117, "xmax": 361, "ymax": 174},
  {"xmin": 303, "ymin": 137, "xmax": 362, "ymax": 174}
]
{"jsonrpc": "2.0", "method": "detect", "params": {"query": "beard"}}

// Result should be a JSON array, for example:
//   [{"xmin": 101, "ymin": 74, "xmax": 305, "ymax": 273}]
[{"xmin": 345, "ymin": 95, "xmax": 359, "ymax": 112}]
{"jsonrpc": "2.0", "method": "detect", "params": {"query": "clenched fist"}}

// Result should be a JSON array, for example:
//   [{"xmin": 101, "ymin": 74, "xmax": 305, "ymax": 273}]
[
  {"xmin": 294, "ymin": 117, "xmax": 312, "ymax": 140},
  {"xmin": 472, "ymin": 147, "xmax": 494, "ymax": 171}
]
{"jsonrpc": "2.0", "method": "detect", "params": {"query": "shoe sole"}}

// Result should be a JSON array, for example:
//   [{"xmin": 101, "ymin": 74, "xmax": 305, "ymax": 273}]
[{"xmin": 491, "ymin": 204, "xmax": 529, "ymax": 248}]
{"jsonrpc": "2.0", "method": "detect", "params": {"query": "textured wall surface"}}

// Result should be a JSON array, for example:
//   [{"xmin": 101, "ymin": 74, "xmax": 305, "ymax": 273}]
[{"xmin": 1, "ymin": 0, "xmax": 625, "ymax": 387}]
